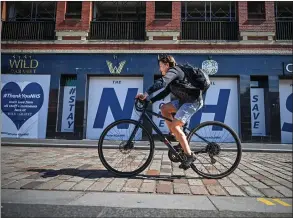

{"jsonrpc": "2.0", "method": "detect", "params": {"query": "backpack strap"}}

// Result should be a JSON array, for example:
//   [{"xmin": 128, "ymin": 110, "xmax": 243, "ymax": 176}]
[{"xmin": 175, "ymin": 65, "xmax": 188, "ymax": 82}]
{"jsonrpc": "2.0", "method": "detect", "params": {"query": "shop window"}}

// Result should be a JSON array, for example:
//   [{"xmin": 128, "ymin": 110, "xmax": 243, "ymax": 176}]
[
  {"xmin": 155, "ymin": 1, "xmax": 172, "ymax": 19},
  {"xmin": 56, "ymin": 75, "xmax": 77, "ymax": 133},
  {"xmin": 65, "ymin": 1, "xmax": 82, "ymax": 19},
  {"xmin": 247, "ymin": 1, "xmax": 266, "ymax": 20}
]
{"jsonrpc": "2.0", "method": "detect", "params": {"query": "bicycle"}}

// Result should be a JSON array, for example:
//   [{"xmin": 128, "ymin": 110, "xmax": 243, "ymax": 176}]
[{"xmin": 98, "ymin": 98, "xmax": 242, "ymax": 179}]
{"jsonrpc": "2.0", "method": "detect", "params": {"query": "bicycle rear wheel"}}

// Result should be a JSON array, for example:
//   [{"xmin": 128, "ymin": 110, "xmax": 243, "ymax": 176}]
[
  {"xmin": 98, "ymin": 119, "xmax": 154, "ymax": 177},
  {"xmin": 187, "ymin": 121, "xmax": 242, "ymax": 179}
]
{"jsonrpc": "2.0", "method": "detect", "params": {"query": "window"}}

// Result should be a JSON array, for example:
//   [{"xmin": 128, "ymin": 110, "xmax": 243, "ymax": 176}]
[
  {"xmin": 93, "ymin": 1, "xmax": 145, "ymax": 21},
  {"xmin": 65, "ymin": 1, "xmax": 82, "ymax": 19},
  {"xmin": 275, "ymin": 1, "xmax": 293, "ymax": 20},
  {"xmin": 6, "ymin": 1, "xmax": 56, "ymax": 21},
  {"xmin": 181, "ymin": 1, "xmax": 237, "ymax": 21},
  {"xmin": 36, "ymin": 2, "xmax": 56, "ymax": 21},
  {"xmin": 247, "ymin": 1, "xmax": 266, "ymax": 20},
  {"xmin": 155, "ymin": 1, "xmax": 172, "ymax": 19}
]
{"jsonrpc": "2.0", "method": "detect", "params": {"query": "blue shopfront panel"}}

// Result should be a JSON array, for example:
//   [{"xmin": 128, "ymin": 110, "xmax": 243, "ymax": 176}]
[
  {"xmin": 1, "ymin": 54, "xmax": 292, "ymax": 76},
  {"xmin": 1, "ymin": 53, "xmax": 292, "ymax": 141}
]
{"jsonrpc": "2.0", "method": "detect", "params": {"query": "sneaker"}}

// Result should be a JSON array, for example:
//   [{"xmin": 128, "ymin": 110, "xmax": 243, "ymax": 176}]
[{"xmin": 179, "ymin": 153, "xmax": 196, "ymax": 170}]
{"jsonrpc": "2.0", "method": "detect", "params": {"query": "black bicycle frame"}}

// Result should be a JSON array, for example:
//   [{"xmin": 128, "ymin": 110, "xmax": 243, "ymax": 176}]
[
  {"xmin": 143, "ymin": 108, "xmax": 210, "ymax": 144},
  {"xmin": 127, "ymin": 104, "xmax": 209, "ymax": 158}
]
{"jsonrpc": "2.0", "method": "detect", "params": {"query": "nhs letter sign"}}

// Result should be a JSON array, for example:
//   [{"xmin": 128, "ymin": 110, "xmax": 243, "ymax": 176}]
[
  {"xmin": 189, "ymin": 78, "xmax": 239, "ymax": 142},
  {"xmin": 279, "ymin": 79, "xmax": 293, "ymax": 144},
  {"xmin": 86, "ymin": 77, "xmax": 143, "ymax": 139}
]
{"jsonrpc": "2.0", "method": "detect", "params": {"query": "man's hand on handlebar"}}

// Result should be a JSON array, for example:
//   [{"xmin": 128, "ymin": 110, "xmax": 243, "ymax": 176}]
[
  {"xmin": 134, "ymin": 93, "xmax": 151, "ymax": 111},
  {"xmin": 135, "ymin": 93, "xmax": 147, "ymax": 101}
]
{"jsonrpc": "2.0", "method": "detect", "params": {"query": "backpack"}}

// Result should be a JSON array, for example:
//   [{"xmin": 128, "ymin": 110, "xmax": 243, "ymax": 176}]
[{"xmin": 176, "ymin": 63, "xmax": 211, "ymax": 93}]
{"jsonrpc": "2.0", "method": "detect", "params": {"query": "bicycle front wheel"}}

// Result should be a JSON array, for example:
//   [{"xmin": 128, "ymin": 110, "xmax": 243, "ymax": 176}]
[
  {"xmin": 98, "ymin": 119, "xmax": 154, "ymax": 177},
  {"xmin": 187, "ymin": 121, "xmax": 242, "ymax": 179}
]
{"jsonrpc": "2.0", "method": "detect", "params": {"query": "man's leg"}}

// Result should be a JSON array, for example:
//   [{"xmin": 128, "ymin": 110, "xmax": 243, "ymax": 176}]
[
  {"xmin": 170, "ymin": 100, "xmax": 204, "ymax": 168},
  {"xmin": 170, "ymin": 119, "xmax": 192, "ymax": 155},
  {"xmin": 161, "ymin": 101, "xmax": 178, "ymax": 135}
]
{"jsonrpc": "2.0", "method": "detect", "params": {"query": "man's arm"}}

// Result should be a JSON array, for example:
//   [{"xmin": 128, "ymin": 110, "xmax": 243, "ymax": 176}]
[
  {"xmin": 144, "ymin": 68, "xmax": 178, "ymax": 102},
  {"xmin": 149, "ymin": 86, "xmax": 171, "ymax": 103}
]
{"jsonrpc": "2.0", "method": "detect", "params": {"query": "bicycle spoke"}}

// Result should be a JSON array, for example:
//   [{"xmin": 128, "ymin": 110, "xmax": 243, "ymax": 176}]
[
  {"xmin": 189, "ymin": 121, "xmax": 241, "ymax": 178},
  {"xmin": 98, "ymin": 120, "xmax": 154, "ymax": 176}
]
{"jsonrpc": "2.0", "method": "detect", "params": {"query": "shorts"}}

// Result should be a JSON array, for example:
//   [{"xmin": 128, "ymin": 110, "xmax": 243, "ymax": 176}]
[{"xmin": 171, "ymin": 99, "xmax": 203, "ymax": 124}]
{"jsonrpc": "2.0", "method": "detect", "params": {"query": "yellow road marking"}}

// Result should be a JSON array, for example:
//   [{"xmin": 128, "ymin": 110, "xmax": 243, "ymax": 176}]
[
  {"xmin": 272, "ymin": 199, "xmax": 292, "ymax": 207},
  {"xmin": 257, "ymin": 198, "xmax": 275, "ymax": 206}
]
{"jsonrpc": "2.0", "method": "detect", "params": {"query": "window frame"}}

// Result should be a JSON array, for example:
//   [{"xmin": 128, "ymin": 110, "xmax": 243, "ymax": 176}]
[
  {"xmin": 247, "ymin": 1, "xmax": 266, "ymax": 20},
  {"xmin": 65, "ymin": 1, "xmax": 82, "ymax": 20},
  {"xmin": 155, "ymin": 1, "xmax": 172, "ymax": 20},
  {"xmin": 181, "ymin": 1, "xmax": 237, "ymax": 22}
]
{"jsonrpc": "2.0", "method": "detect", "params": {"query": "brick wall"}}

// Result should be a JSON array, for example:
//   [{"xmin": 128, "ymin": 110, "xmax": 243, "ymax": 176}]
[
  {"xmin": 238, "ymin": 1, "xmax": 276, "ymax": 32},
  {"xmin": 1, "ymin": 1, "xmax": 7, "ymax": 21},
  {"xmin": 146, "ymin": 1, "xmax": 181, "ymax": 31},
  {"xmin": 56, "ymin": 1, "xmax": 92, "ymax": 31}
]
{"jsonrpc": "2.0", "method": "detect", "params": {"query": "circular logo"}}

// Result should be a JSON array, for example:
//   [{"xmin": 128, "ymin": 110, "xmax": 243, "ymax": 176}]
[
  {"xmin": 286, "ymin": 63, "xmax": 292, "ymax": 73},
  {"xmin": 202, "ymin": 60, "xmax": 218, "ymax": 75}
]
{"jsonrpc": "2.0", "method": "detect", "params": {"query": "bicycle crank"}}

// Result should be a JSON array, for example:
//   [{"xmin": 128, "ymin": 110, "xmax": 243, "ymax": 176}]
[{"xmin": 168, "ymin": 145, "xmax": 184, "ymax": 162}]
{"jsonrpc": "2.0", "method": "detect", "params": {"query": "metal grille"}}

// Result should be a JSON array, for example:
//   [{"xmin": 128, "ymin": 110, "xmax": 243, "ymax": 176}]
[
  {"xmin": 276, "ymin": 21, "xmax": 293, "ymax": 40},
  {"xmin": 1, "ymin": 21, "xmax": 56, "ymax": 40},
  {"xmin": 89, "ymin": 21, "xmax": 145, "ymax": 40},
  {"xmin": 181, "ymin": 21, "xmax": 238, "ymax": 40},
  {"xmin": 275, "ymin": 2, "xmax": 293, "ymax": 40}
]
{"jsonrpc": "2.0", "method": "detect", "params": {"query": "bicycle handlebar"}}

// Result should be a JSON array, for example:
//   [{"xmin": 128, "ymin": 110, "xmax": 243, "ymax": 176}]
[{"xmin": 134, "ymin": 98, "xmax": 150, "ymax": 112}]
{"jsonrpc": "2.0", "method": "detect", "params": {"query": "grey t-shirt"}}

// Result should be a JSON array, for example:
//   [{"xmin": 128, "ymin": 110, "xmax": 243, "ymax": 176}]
[{"xmin": 146, "ymin": 66, "xmax": 202, "ymax": 104}]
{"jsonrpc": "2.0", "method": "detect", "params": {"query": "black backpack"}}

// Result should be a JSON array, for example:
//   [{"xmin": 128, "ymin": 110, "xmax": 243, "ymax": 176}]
[{"xmin": 176, "ymin": 63, "xmax": 211, "ymax": 93}]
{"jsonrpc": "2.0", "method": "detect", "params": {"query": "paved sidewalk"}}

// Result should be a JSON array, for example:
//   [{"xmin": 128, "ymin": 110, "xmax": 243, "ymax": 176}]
[
  {"xmin": 1, "ymin": 146, "xmax": 292, "ymax": 198},
  {"xmin": 2, "ymin": 138, "xmax": 292, "ymax": 152},
  {"xmin": 2, "ymin": 190, "xmax": 293, "ymax": 215}
]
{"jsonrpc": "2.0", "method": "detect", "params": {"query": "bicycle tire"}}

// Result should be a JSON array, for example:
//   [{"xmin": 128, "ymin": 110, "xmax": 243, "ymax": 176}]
[
  {"xmin": 98, "ymin": 119, "xmax": 155, "ymax": 177},
  {"xmin": 187, "ymin": 121, "xmax": 242, "ymax": 179}
]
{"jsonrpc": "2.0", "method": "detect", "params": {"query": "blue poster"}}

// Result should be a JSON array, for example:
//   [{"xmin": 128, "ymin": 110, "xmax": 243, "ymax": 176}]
[{"xmin": 1, "ymin": 75, "xmax": 50, "ymax": 138}]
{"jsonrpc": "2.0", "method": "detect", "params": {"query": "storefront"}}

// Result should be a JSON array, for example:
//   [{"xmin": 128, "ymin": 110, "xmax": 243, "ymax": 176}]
[{"xmin": 1, "ymin": 53, "xmax": 292, "ymax": 144}]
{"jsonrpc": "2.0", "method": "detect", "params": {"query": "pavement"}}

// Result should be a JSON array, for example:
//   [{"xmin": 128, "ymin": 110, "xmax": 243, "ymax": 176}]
[
  {"xmin": 1, "ymin": 138, "xmax": 293, "ymax": 152},
  {"xmin": 2, "ymin": 205, "xmax": 293, "ymax": 218},
  {"xmin": 1, "ymin": 190, "xmax": 293, "ymax": 217},
  {"xmin": 1, "ymin": 146, "xmax": 292, "ymax": 217}
]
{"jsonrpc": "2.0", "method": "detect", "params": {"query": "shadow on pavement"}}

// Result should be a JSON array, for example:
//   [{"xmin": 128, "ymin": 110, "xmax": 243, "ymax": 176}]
[{"xmin": 25, "ymin": 168, "xmax": 200, "ymax": 181}]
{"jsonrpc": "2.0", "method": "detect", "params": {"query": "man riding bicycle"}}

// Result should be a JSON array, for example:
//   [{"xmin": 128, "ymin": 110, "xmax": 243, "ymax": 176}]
[{"xmin": 136, "ymin": 55, "xmax": 204, "ymax": 169}]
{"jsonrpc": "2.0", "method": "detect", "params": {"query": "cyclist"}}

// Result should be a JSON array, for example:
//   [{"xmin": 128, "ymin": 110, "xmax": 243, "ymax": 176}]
[{"xmin": 136, "ymin": 55, "xmax": 204, "ymax": 169}]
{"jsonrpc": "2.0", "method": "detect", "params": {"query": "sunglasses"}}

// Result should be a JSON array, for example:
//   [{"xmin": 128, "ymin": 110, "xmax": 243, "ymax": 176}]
[{"xmin": 157, "ymin": 54, "xmax": 170, "ymax": 65}]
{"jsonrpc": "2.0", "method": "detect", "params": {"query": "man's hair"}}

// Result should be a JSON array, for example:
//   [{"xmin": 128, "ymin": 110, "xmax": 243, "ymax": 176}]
[{"xmin": 158, "ymin": 54, "xmax": 176, "ymax": 68}]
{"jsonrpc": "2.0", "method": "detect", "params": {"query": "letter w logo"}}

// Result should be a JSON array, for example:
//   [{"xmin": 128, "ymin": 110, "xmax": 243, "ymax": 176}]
[{"xmin": 106, "ymin": 60, "xmax": 126, "ymax": 74}]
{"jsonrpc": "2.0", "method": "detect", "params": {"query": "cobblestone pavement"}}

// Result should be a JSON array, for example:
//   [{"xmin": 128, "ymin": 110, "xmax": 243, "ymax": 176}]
[{"xmin": 1, "ymin": 146, "xmax": 292, "ymax": 197}]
